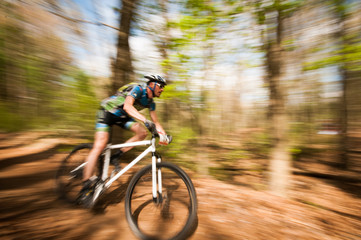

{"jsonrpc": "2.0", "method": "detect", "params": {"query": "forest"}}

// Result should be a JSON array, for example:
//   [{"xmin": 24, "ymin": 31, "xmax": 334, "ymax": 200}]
[{"xmin": 0, "ymin": 0, "xmax": 361, "ymax": 239}]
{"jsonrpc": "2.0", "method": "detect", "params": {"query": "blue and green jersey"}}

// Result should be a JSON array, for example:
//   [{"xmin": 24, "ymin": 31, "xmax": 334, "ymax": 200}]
[{"xmin": 101, "ymin": 83, "xmax": 156, "ymax": 117}]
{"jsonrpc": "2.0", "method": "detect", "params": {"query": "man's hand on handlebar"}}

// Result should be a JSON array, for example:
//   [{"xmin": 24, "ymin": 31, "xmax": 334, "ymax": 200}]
[
  {"xmin": 144, "ymin": 119, "xmax": 156, "ymax": 133},
  {"xmin": 159, "ymin": 134, "xmax": 172, "ymax": 145},
  {"xmin": 144, "ymin": 120, "xmax": 172, "ymax": 145}
]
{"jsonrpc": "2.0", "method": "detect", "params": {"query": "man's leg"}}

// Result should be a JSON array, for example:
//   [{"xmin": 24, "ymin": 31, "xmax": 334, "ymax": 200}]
[
  {"xmin": 83, "ymin": 131, "xmax": 109, "ymax": 181},
  {"xmin": 121, "ymin": 122, "xmax": 148, "ymax": 153},
  {"xmin": 78, "ymin": 131, "xmax": 109, "ymax": 207}
]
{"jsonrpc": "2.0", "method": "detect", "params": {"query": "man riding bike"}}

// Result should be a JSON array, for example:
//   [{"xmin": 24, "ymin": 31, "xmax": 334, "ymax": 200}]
[{"xmin": 78, "ymin": 74, "xmax": 169, "ymax": 206}]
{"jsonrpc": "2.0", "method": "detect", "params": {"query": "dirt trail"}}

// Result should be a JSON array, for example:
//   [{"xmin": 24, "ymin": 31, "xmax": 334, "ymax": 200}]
[{"xmin": 0, "ymin": 132, "xmax": 360, "ymax": 240}]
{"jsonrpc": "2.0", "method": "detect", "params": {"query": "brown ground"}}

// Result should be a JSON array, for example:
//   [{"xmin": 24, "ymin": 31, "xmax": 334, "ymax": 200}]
[{"xmin": 0, "ymin": 132, "xmax": 360, "ymax": 240}]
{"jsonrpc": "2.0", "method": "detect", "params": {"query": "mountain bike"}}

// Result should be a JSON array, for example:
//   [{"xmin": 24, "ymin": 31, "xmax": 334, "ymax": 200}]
[{"xmin": 55, "ymin": 127, "xmax": 198, "ymax": 240}]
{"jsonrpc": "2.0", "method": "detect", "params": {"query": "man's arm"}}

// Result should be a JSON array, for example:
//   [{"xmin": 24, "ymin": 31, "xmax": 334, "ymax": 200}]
[
  {"xmin": 123, "ymin": 96, "xmax": 147, "ymax": 122},
  {"xmin": 150, "ymin": 110, "xmax": 166, "ymax": 134}
]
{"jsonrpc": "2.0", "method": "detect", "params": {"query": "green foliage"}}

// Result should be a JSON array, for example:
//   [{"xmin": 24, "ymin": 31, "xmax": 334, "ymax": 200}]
[
  {"xmin": 161, "ymin": 82, "xmax": 191, "ymax": 101},
  {"xmin": 290, "ymin": 147, "xmax": 302, "ymax": 155},
  {"xmin": 0, "ymin": 1, "xmax": 98, "ymax": 134},
  {"xmin": 252, "ymin": 0, "xmax": 304, "ymax": 31},
  {"xmin": 165, "ymin": 126, "xmax": 197, "ymax": 158},
  {"xmin": 162, "ymin": 126, "xmax": 197, "ymax": 170},
  {"xmin": 244, "ymin": 132, "xmax": 272, "ymax": 158},
  {"xmin": 0, "ymin": 67, "xmax": 98, "ymax": 133},
  {"xmin": 223, "ymin": 149, "xmax": 248, "ymax": 162},
  {"xmin": 209, "ymin": 166, "xmax": 233, "ymax": 181},
  {"xmin": 303, "ymin": 43, "xmax": 361, "ymax": 71},
  {"xmin": 303, "ymin": 1, "xmax": 361, "ymax": 72},
  {"xmin": 0, "ymin": 103, "xmax": 28, "ymax": 132},
  {"xmin": 282, "ymin": 38, "xmax": 297, "ymax": 51},
  {"xmin": 52, "ymin": 69, "xmax": 99, "ymax": 132}
]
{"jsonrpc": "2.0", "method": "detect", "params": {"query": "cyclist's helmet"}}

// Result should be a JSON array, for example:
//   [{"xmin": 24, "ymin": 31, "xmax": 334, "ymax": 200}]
[
  {"xmin": 144, "ymin": 75, "xmax": 167, "ymax": 96},
  {"xmin": 144, "ymin": 74, "xmax": 167, "ymax": 87}
]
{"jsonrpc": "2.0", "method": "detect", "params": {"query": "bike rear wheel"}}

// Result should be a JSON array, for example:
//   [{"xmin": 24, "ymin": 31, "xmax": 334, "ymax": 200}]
[
  {"xmin": 55, "ymin": 143, "xmax": 93, "ymax": 203},
  {"xmin": 125, "ymin": 162, "xmax": 197, "ymax": 240}
]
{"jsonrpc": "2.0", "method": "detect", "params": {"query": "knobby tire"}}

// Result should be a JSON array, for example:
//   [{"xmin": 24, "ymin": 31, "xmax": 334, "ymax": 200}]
[{"xmin": 125, "ymin": 162, "xmax": 198, "ymax": 240}]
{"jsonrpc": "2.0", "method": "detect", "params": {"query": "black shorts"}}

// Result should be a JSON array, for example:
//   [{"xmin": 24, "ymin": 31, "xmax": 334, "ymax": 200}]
[{"xmin": 95, "ymin": 108, "xmax": 136, "ymax": 132}]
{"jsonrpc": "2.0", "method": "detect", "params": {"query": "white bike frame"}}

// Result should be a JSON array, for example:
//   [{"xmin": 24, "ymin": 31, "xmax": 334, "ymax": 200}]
[{"xmin": 92, "ymin": 137, "xmax": 163, "ymax": 203}]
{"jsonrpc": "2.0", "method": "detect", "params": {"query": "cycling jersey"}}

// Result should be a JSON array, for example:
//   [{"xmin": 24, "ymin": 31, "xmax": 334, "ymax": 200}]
[
  {"xmin": 101, "ymin": 84, "xmax": 156, "ymax": 117},
  {"xmin": 96, "ymin": 84, "xmax": 156, "ymax": 132}
]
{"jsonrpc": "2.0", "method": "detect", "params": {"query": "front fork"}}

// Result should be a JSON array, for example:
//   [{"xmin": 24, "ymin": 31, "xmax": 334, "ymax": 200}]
[{"xmin": 152, "ymin": 151, "xmax": 163, "ymax": 203}]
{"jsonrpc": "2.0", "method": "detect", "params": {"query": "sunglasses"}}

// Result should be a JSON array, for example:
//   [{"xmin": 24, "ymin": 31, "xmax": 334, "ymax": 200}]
[{"xmin": 155, "ymin": 82, "xmax": 165, "ymax": 89}]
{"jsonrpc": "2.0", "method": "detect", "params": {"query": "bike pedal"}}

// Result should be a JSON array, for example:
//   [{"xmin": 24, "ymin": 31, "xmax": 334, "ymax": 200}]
[{"xmin": 76, "ymin": 189, "xmax": 94, "ymax": 208}]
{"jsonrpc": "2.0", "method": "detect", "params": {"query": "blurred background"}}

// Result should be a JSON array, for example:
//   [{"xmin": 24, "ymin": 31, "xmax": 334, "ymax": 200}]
[
  {"xmin": 1, "ymin": 0, "xmax": 361, "ymax": 198},
  {"xmin": 1, "ymin": 0, "xmax": 361, "ymax": 239}
]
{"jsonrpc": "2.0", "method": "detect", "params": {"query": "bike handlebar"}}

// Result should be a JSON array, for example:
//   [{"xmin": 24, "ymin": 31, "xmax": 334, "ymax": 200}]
[{"xmin": 147, "ymin": 126, "xmax": 172, "ymax": 144}]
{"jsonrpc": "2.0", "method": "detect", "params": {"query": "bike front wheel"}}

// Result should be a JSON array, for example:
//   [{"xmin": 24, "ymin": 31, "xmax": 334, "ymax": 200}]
[{"xmin": 125, "ymin": 162, "xmax": 198, "ymax": 240}]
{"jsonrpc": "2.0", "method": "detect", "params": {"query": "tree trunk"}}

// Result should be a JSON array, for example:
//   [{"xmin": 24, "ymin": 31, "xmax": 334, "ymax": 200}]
[
  {"xmin": 111, "ymin": 0, "xmax": 137, "ymax": 93},
  {"xmin": 266, "ymin": 2, "xmax": 291, "ymax": 197},
  {"xmin": 110, "ymin": 0, "xmax": 137, "ymax": 143},
  {"xmin": 334, "ymin": 0, "xmax": 349, "ymax": 169},
  {"xmin": 158, "ymin": 0, "xmax": 171, "ymax": 129}
]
